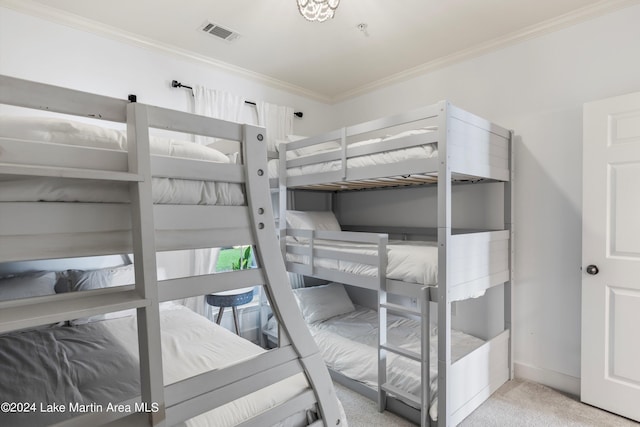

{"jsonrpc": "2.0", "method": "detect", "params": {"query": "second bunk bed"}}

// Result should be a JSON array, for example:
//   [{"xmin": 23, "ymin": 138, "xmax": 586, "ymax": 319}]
[
  {"xmin": 0, "ymin": 75, "xmax": 344, "ymax": 427},
  {"xmin": 271, "ymin": 101, "xmax": 514, "ymax": 427}
]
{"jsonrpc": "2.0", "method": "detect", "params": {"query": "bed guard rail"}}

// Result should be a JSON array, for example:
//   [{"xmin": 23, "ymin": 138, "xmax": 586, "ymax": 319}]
[{"xmin": 283, "ymin": 228, "xmax": 389, "ymax": 291}]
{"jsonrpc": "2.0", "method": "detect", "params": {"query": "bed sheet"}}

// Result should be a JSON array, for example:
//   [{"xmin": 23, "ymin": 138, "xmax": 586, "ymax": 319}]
[
  {"xmin": 286, "ymin": 238, "xmax": 439, "ymax": 286},
  {"xmin": 0, "ymin": 304, "xmax": 314, "ymax": 427},
  {"xmin": 268, "ymin": 129, "xmax": 438, "ymax": 179},
  {"xmin": 0, "ymin": 116, "xmax": 245, "ymax": 205},
  {"xmin": 295, "ymin": 306, "xmax": 483, "ymax": 421}
]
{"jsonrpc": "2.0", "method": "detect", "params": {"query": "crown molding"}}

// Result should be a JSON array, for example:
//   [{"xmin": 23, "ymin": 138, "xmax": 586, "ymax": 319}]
[
  {"xmin": 332, "ymin": 0, "xmax": 640, "ymax": 103},
  {"xmin": 0, "ymin": 0, "xmax": 333, "ymax": 104},
  {"xmin": 2, "ymin": 0, "xmax": 638, "ymax": 105}
]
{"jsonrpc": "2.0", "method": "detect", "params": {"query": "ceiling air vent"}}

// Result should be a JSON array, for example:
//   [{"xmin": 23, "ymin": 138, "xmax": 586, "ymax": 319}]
[{"xmin": 200, "ymin": 21, "xmax": 240, "ymax": 42}]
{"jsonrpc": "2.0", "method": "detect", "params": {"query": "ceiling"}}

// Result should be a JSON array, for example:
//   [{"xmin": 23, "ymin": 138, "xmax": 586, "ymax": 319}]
[{"xmin": 5, "ymin": 0, "xmax": 635, "ymax": 102}]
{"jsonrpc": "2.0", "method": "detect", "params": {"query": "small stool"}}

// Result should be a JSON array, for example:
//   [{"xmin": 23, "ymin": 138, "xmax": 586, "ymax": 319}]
[{"xmin": 206, "ymin": 289, "xmax": 254, "ymax": 335}]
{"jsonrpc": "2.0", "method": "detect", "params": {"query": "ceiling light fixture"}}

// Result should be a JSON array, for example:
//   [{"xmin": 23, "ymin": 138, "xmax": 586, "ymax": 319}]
[{"xmin": 297, "ymin": 0, "xmax": 340, "ymax": 22}]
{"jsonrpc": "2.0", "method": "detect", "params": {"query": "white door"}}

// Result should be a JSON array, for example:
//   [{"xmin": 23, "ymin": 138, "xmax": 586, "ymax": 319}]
[{"xmin": 581, "ymin": 91, "xmax": 640, "ymax": 422}]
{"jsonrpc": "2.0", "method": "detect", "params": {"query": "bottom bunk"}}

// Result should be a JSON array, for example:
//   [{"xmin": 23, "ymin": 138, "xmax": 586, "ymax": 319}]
[
  {"xmin": 282, "ymin": 210, "xmax": 511, "ymax": 302},
  {"xmin": 0, "ymin": 266, "xmax": 343, "ymax": 427},
  {"xmin": 264, "ymin": 283, "xmax": 510, "ymax": 425}
]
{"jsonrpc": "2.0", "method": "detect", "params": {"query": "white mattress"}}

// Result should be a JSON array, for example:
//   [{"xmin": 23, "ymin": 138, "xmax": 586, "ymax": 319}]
[
  {"xmin": 271, "ymin": 306, "xmax": 484, "ymax": 422},
  {"xmin": 0, "ymin": 116, "xmax": 245, "ymax": 205},
  {"xmin": 268, "ymin": 129, "xmax": 438, "ymax": 179},
  {"xmin": 286, "ymin": 238, "xmax": 438, "ymax": 286},
  {"xmin": 109, "ymin": 304, "xmax": 313, "ymax": 427},
  {"xmin": 0, "ymin": 304, "xmax": 315, "ymax": 427}
]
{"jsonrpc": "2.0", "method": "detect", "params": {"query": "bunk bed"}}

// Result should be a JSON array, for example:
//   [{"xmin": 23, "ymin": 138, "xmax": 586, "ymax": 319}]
[
  {"xmin": 275, "ymin": 101, "xmax": 514, "ymax": 427},
  {"xmin": 0, "ymin": 75, "xmax": 344, "ymax": 427}
]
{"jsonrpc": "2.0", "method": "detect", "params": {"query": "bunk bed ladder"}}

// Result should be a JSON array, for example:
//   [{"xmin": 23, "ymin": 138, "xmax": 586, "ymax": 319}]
[
  {"xmin": 378, "ymin": 287, "xmax": 432, "ymax": 427},
  {"xmin": 243, "ymin": 124, "xmax": 343, "ymax": 427}
]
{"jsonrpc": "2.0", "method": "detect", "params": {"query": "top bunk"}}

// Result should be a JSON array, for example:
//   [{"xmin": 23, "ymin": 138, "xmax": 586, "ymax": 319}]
[
  {"xmin": 0, "ymin": 75, "xmax": 269, "ymax": 263},
  {"xmin": 0, "ymin": 75, "xmax": 344, "ymax": 427},
  {"xmin": 270, "ymin": 100, "xmax": 512, "ymax": 191}
]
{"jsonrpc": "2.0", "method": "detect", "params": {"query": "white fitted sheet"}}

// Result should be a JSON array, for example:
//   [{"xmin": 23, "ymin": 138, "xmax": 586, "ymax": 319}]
[
  {"xmin": 299, "ymin": 306, "xmax": 483, "ymax": 421},
  {"xmin": 286, "ymin": 238, "xmax": 439, "ymax": 286},
  {"xmin": 109, "ymin": 304, "xmax": 313, "ymax": 427},
  {"xmin": 0, "ymin": 304, "xmax": 316, "ymax": 427},
  {"xmin": 268, "ymin": 129, "xmax": 438, "ymax": 179}
]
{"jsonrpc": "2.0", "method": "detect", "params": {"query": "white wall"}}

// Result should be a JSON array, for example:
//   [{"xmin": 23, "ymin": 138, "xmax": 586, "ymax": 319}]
[
  {"xmin": 0, "ymin": 7, "xmax": 333, "ymax": 135},
  {"xmin": 330, "ymin": 5, "xmax": 640, "ymax": 394}
]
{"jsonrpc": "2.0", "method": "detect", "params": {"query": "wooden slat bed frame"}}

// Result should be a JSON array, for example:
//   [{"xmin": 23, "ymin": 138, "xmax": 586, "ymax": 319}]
[
  {"xmin": 0, "ymin": 75, "xmax": 343, "ymax": 427},
  {"xmin": 277, "ymin": 101, "xmax": 514, "ymax": 427}
]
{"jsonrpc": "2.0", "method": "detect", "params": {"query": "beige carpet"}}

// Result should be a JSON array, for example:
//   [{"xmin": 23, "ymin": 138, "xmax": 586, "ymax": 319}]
[
  {"xmin": 334, "ymin": 379, "xmax": 638, "ymax": 427},
  {"xmin": 334, "ymin": 382, "xmax": 415, "ymax": 427}
]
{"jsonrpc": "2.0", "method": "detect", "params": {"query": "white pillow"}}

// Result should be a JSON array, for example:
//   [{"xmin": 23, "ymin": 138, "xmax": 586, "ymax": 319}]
[
  {"xmin": 56, "ymin": 264, "xmax": 135, "ymax": 293},
  {"xmin": 275, "ymin": 134, "xmax": 341, "ymax": 158},
  {"xmin": 293, "ymin": 283, "xmax": 355, "ymax": 323},
  {"xmin": 206, "ymin": 139, "xmax": 241, "ymax": 155},
  {"xmin": 0, "ymin": 116, "xmax": 126, "ymax": 150},
  {"xmin": 56, "ymin": 264, "xmax": 136, "ymax": 324},
  {"xmin": 149, "ymin": 136, "xmax": 230, "ymax": 164},
  {"xmin": 0, "ymin": 271, "xmax": 57, "ymax": 301},
  {"xmin": 0, "ymin": 271, "xmax": 64, "ymax": 332},
  {"xmin": 0, "ymin": 116, "xmax": 230, "ymax": 164},
  {"xmin": 273, "ymin": 139, "xmax": 298, "ymax": 159},
  {"xmin": 271, "ymin": 135, "xmax": 309, "ymax": 154},
  {"xmin": 286, "ymin": 210, "xmax": 341, "ymax": 233}
]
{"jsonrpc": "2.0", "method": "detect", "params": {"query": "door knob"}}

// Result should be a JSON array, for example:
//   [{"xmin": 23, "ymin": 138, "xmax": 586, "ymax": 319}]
[{"xmin": 586, "ymin": 264, "xmax": 599, "ymax": 275}]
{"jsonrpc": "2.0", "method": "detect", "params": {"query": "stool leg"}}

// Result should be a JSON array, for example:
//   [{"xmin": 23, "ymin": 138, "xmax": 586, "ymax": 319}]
[
  {"xmin": 216, "ymin": 307, "xmax": 224, "ymax": 324},
  {"xmin": 232, "ymin": 306, "xmax": 240, "ymax": 335}
]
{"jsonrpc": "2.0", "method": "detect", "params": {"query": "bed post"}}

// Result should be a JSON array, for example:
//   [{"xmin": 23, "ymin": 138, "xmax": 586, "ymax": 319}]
[
  {"xmin": 126, "ymin": 102, "xmax": 166, "ymax": 426},
  {"xmin": 436, "ymin": 100, "xmax": 452, "ymax": 427},
  {"xmin": 421, "ymin": 286, "xmax": 432, "ymax": 427},
  {"xmin": 504, "ymin": 130, "xmax": 515, "ymax": 379},
  {"xmin": 378, "ymin": 234, "xmax": 389, "ymax": 413},
  {"xmin": 243, "ymin": 124, "xmax": 343, "ymax": 427}
]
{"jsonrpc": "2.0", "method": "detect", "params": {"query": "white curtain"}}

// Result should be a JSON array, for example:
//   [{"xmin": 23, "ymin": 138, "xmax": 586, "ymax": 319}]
[
  {"xmin": 256, "ymin": 101, "xmax": 294, "ymax": 150},
  {"xmin": 181, "ymin": 86, "xmax": 246, "ymax": 316},
  {"xmin": 193, "ymin": 85, "xmax": 245, "ymax": 146}
]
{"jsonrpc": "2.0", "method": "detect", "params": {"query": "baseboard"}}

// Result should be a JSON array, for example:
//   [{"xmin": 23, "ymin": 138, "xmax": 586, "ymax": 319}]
[{"xmin": 514, "ymin": 362, "xmax": 580, "ymax": 397}]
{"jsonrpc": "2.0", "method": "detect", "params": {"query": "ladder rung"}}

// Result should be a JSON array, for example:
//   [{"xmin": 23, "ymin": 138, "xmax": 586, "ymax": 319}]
[
  {"xmin": 381, "ymin": 383, "xmax": 421, "ymax": 407},
  {"xmin": 380, "ymin": 343, "xmax": 421, "ymax": 361},
  {"xmin": 0, "ymin": 286, "xmax": 147, "ymax": 334},
  {"xmin": 0, "ymin": 163, "xmax": 143, "ymax": 182},
  {"xmin": 380, "ymin": 302, "xmax": 420, "ymax": 315}
]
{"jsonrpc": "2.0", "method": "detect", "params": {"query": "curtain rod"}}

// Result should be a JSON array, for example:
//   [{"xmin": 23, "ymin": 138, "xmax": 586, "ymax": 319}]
[{"xmin": 171, "ymin": 80, "xmax": 303, "ymax": 118}]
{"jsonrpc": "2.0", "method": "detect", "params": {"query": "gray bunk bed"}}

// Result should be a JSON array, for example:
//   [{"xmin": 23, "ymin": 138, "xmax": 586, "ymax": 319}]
[
  {"xmin": 274, "ymin": 101, "xmax": 514, "ymax": 427},
  {"xmin": 0, "ymin": 75, "xmax": 344, "ymax": 427}
]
